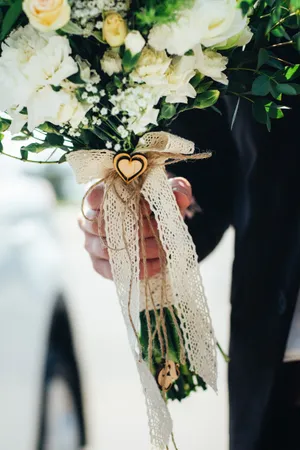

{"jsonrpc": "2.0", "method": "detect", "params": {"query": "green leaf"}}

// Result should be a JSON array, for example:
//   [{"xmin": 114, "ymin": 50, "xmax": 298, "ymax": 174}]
[
  {"xmin": 196, "ymin": 80, "xmax": 213, "ymax": 94},
  {"xmin": 193, "ymin": 90, "xmax": 220, "ymax": 109},
  {"xmin": 265, "ymin": 102, "xmax": 284, "ymax": 119},
  {"xmin": 58, "ymin": 154, "xmax": 67, "ymax": 164},
  {"xmin": 252, "ymin": 75, "xmax": 271, "ymax": 96},
  {"xmin": 0, "ymin": 0, "xmax": 22, "ymax": 40},
  {"xmin": 21, "ymin": 143, "xmax": 50, "ymax": 153},
  {"xmin": 285, "ymin": 65, "xmax": 300, "ymax": 81},
  {"xmin": 160, "ymin": 103, "xmax": 177, "ymax": 120},
  {"xmin": 122, "ymin": 49, "xmax": 142, "ymax": 73},
  {"xmin": 257, "ymin": 49, "xmax": 269, "ymax": 70},
  {"xmin": 11, "ymin": 134, "xmax": 30, "ymax": 141},
  {"xmin": 0, "ymin": 117, "xmax": 11, "ymax": 132},
  {"xmin": 276, "ymin": 83, "xmax": 299, "ymax": 95},
  {"xmin": 190, "ymin": 73, "xmax": 203, "ymax": 89},
  {"xmin": 0, "ymin": 132, "xmax": 4, "ymax": 141},
  {"xmin": 46, "ymin": 133, "xmax": 64, "ymax": 146},
  {"xmin": 252, "ymin": 99, "xmax": 268, "ymax": 125},
  {"xmin": 61, "ymin": 21, "xmax": 84, "ymax": 35},
  {"xmin": 20, "ymin": 149, "xmax": 28, "ymax": 160},
  {"xmin": 91, "ymin": 31, "xmax": 105, "ymax": 43}
]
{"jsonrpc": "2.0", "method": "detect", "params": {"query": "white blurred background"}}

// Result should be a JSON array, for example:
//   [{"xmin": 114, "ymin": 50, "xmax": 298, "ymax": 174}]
[{"xmin": 0, "ymin": 137, "xmax": 233, "ymax": 450}]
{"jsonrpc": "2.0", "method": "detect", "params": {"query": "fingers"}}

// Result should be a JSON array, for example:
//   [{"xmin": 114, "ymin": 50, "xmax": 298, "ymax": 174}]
[
  {"xmin": 86, "ymin": 183, "xmax": 105, "ymax": 210},
  {"xmin": 91, "ymin": 257, "xmax": 113, "ymax": 279},
  {"xmin": 170, "ymin": 177, "xmax": 192, "ymax": 215}
]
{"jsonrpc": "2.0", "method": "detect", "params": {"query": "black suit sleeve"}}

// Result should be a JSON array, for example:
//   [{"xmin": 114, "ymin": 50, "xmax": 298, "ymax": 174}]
[{"xmin": 169, "ymin": 105, "xmax": 238, "ymax": 261}]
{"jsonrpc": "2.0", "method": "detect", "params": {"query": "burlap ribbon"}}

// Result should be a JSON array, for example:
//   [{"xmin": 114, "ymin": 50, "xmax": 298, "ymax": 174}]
[{"xmin": 67, "ymin": 132, "xmax": 217, "ymax": 449}]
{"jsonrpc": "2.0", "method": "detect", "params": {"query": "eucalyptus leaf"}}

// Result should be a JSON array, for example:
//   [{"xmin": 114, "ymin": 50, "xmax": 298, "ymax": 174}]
[
  {"xmin": 276, "ymin": 83, "xmax": 299, "ymax": 95},
  {"xmin": 0, "ymin": 117, "xmax": 11, "ymax": 132},
  {"xmin": 257, "ymin": 48, "xmax": 269, "ymax": 69},
  {"xmin": 252, "ymin": 75, "xmax": 271, "ymax": 96}
]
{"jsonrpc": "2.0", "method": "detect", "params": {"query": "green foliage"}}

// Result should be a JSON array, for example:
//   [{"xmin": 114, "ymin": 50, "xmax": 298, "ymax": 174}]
[
  {"xmin": 0, "ymin": 0, "xmax": 22, "ymax": 40},
  {"xmin": 134, "ymin": 0, "xmax": 194, "ymax": 31},
  {"xmin": 159, "ymin": 103, "xmax": 177, "ymax": 120},
  {"xmin": 193, "ymin": 90, "xmax": 220, "ymax": 109}
]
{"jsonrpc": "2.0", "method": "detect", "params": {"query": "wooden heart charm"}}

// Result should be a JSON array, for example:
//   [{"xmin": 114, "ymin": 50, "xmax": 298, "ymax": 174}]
[
  {"xmin": 113, "ymin": 152, "xmax": 148, "ymax": 184},
  {"xmin": 157, "ymin": 360, "xmax": 180, "ymax": 392}
]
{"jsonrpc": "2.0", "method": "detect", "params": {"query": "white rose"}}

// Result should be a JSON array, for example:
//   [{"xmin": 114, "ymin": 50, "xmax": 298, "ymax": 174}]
[
  {"xmin": 101, "ymin": 49, "xmax": 122, "ymax": 76},
  {"xmin": 213, "ymin": 25, "xmax": 253, "ymax": 50},
  {"xmin": 196, "ymin": 0, "xmax": 249, "ymax": 48},
  {"xmin": 165, "ymin": 55, "xmax": 197, "ymax": 104},
  {"xmin": 130, "ymin": 47, "xmax": 171, "ymax": 85},
  {"xmin": 194, "ymin": 44, "xmax": 228, "ymax": 85},
  {"xmin": 125, "ymin": 30, "xmax": 145, "ymax": 55},
  {"xmin": 149, "ymin": 0, "xmax": 250, "ymax": 55}
]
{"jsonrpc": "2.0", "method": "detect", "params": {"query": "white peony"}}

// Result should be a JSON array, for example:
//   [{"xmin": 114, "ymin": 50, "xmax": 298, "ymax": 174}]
[
  {"xmin": 148, "ymin": 0, "xmax": 250, "ymax": 55},
  {"xmin": 124, "ymin": 30, "xmax": 145, "ymax": 55},
  {"xmin": 130, "ymin": 47, "xmax": 171, "ymax": 85},
  {"xmin": 213, "ymin": 25, "xmax": 253, "ymax": 50},
  {"xmin": 164, "ymin": 55, "xmax": 197, "ymax": 104},
  {"xmin": 194, "ymin": 44, "xmax": 228, "ymax": 85},
  {"xmin": 100, "ymin": 49, "xmax": 122, "ymax": 76}
]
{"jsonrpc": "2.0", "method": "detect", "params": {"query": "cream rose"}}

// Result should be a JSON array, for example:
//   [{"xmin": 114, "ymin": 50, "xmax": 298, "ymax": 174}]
[
  {"xmin": 102, "ymin": 13, "xmax": 127, "ymax": 47},
  {"xmin": 101, "ymin": 49, "xmax": 122, "ymax": 76},
  {"xmin": 22, "ymin": 0, "xmax": 71, "ymax": 32},
  {"xmin": 130, "ymin": 47, "xmax": 171, "ymax": 85}
]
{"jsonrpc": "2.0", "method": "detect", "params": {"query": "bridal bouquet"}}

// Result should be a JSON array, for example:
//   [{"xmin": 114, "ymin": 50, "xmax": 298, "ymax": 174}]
[{"xmin": 0, "ymin": 0, "xmax": 299, "ymax": 448}]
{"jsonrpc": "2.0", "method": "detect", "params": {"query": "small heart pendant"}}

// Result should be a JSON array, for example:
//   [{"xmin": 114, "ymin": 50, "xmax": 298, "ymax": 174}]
[{"xmin": 113, "ymin": 152, "xmax": 148, "ymax": 184}]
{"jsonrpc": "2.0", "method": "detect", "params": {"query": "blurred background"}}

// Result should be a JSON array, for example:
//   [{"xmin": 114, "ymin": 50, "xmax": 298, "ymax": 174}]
[{"xmin": 0, "ymin": 135, "xmax": 234, "ymax": 450}]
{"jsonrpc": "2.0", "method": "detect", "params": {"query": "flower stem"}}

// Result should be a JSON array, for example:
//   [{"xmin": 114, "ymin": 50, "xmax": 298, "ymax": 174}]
[
  {"xmin": 0, "ymin": 151, "xmax": 66, "ymax": 164},
  {"xmin": 217, "ymin": 342, "xmax": 230, "ymax": 363}
]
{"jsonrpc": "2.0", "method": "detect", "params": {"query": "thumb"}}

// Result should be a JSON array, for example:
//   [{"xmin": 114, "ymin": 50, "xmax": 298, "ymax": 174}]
[{"xmin": 170, "ymin": 177, "xmax": 192, "ymax": 214}]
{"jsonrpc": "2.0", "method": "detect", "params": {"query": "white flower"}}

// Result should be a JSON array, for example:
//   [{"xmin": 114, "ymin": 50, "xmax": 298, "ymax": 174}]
[
  {"xmin": 130, "ymin": 46, "xmax": 171, "ymax": 86},
  {"xmin": 24, "ymin": 35, "xmax": 78, "ymax": 87},
  {"xmin": 76, "ymin": 56, "xmax": 101, "ymax": 84},
  {"xmin": 124, "ymin": 30, "xmax": 145, "ymax": 56},
  {"xmin": 148, "ymin": 0, "xmax": 250, "ymax": 55},
  {"xmin": 101, "ymin": 107, "xmax": 108, "ymax": 115},
  {"xmin": 26, "ymin": 85, "xmax": 90, "ymax": 131},
  {"xmin": 111, "ymin": 85, "xmax": 160, "ymax": 135},
  {"xmin": 194, "ymin": 44, "xmax": 228, "ymax": 85},
  {"xmin": 165, "ymin": 55, "xmax": 196, "ymax": 104},
  {"xmin": 0, "ymin": 25, "xmax": 80, "ymax": 133},
  {"xmin": 197, "ymin": 0, "xmax": 250, "ymax": 48},
  {"xmin": 114, "ymin": 143, "xmax": 121, "ymax": 151},
  {"xmin": 128, "ymin": 106, "xmax": 159, "ymax": 135},
  {"xmin": 100, "ymin": 49, "xmax": 122, "ymax": 76}
]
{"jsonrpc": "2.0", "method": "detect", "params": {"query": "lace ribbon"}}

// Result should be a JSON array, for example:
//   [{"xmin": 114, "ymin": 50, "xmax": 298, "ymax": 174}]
[{"xmin": 67, "ymin": 132, "xmax": 217, "ymax": 449}]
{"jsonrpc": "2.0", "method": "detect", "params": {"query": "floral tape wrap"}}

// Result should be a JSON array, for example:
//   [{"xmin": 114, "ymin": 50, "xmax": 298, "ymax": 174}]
[{"xmin": 67, "ymin": 131, "xmax": 217, "ymax": 449}]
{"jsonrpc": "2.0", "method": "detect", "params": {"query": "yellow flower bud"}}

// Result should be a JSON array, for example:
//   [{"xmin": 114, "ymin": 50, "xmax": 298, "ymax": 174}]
[
  {"xmin": 103, "ymin": 13, "xmax": 127, "ymax": 48},
  {"xmin": 22, "ymin": 0, "xmax": 71, "ymax": 32}
]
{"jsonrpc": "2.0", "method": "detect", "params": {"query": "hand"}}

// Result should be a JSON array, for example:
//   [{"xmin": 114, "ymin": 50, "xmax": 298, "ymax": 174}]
[{"xmin": 78, "ymin": 177, "xmax": 192, "ymax": 280}]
